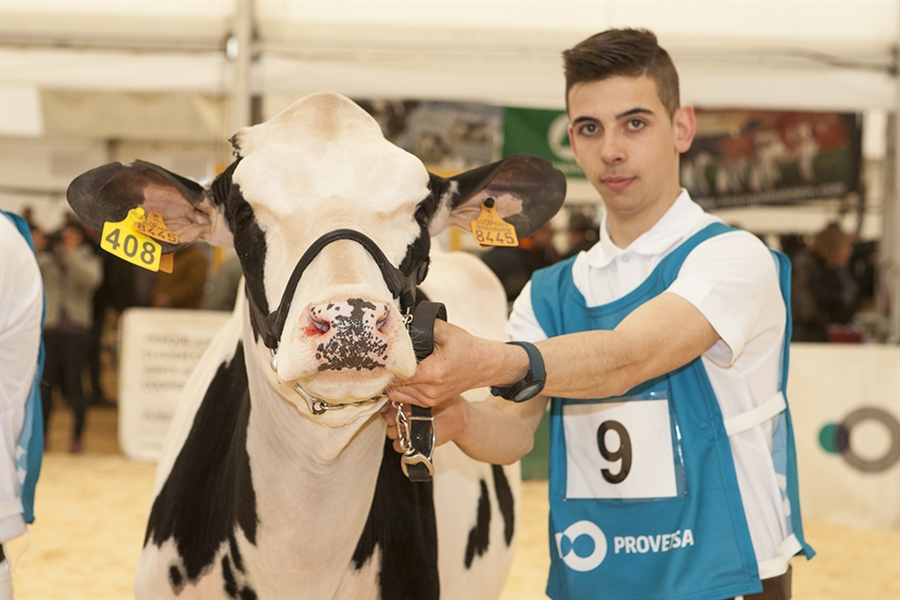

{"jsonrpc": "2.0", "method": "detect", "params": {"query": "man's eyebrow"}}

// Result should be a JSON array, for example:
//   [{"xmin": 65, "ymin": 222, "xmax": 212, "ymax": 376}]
[
  {"xmin": 615, "ymin": 108, "xmax": 654, "ymax": 120},
  {"xmin": 571, "ymin": 108, "xmax": 655, "ymax": 127},
  {"xmin": 570, "ymin": 116, "xmax": 597, "ymax": 127}
]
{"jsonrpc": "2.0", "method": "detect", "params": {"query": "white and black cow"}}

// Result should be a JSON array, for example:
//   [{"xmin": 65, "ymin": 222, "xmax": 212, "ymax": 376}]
[{"xmin": 66, "ymin": 92, "xmax": 566, "ymax": 599}]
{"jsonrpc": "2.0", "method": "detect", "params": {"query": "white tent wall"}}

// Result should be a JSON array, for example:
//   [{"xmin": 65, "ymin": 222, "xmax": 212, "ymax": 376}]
[{"xmin": 1, "ymin": 0, "xmax": 898, "ymax": 337}]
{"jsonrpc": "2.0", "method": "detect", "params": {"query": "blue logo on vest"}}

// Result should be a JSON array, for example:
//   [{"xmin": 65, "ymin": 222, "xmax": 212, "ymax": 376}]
[{"xmin": 554, "ymin": 521, "xmax": 607, "ymax": 571}]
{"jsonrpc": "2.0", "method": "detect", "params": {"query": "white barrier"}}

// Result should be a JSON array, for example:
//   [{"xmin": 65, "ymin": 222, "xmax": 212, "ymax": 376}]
[
  {"xmin": 118, "ymin": 308, "xmax": 230, "ymax": 461},
  {"xmin": 788, "ymin": 343, "xmax": 900, "ymax": 530}
]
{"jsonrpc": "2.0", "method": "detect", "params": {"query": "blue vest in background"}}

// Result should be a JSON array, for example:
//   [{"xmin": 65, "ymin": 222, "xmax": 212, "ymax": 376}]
[
  {"xmin": 2, "ymin": 210, "xmax": 44, "ymax": 524},
  {"xmin": 531, "ymin": 223, "xmax": 813, "ymax": 600}
]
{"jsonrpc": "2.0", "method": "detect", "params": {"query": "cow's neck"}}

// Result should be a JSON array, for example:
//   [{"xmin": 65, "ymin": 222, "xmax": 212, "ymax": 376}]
[{"xmin": 239, "ymin": 318, "xmax": 388, "ymax": 595}]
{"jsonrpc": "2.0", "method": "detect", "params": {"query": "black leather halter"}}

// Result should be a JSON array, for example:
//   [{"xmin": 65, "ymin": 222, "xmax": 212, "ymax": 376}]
[
  {"xmin": 257, "ymin": 228, "xmax": 422, "ymax": 350},
  {"xmin": 254, "ymin": 227, "xmax": 438, "ymax": 482}
]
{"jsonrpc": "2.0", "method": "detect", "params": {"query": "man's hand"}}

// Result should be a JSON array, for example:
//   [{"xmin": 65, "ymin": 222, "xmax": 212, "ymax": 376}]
[{"xmin": 387, "ymin": 320, "xmax": 529, "ymax": 408}]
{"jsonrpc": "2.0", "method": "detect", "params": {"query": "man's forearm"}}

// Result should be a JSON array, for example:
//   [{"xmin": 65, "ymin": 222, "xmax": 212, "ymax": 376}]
[{"xmin": 452, "ymin": 396, "xmax": 547, "ymax": 465}]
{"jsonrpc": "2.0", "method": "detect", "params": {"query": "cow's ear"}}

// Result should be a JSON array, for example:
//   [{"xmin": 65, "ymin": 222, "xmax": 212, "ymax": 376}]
[
  {"xmin": 67, "ymin": 160, "xmax": 232, "ymax": 250},
  {"xmin": 428, "ymin": 154, "xmax": 566, "ymax": 238}
]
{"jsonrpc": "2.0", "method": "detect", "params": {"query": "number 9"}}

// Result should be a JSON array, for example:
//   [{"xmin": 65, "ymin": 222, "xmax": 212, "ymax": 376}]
[{"xmin": 597, "ymin": 420, "xmax": 632, "ymax": 484}]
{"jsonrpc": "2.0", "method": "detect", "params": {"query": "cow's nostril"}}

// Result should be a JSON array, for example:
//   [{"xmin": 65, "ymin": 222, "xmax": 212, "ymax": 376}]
[
  {"xmin": 309, "ymin": 317, "xmax": 330, "ymax": 334},
  {"xmin": 375, "ymin": 304, "xmax": 390, "ymax": 332}
]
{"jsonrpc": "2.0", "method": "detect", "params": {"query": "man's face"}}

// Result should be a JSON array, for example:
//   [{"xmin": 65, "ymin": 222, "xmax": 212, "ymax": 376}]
[{"xmin": 567, "ymin": 75, "xmax": 695, "ymax": 235}]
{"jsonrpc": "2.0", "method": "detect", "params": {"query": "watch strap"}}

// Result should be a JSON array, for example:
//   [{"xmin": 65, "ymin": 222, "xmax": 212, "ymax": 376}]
[{"xmin": 490, "ymin": 340, "xmax": 545, "ymax": 402}]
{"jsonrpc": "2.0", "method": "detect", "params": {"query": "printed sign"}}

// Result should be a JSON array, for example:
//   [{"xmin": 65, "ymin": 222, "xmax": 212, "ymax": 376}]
[
  {"xmin": 118, "ymin": 308, "xmax": 231, "ymax": 461},
  {"xmin": 563, "ymin": 399, "xmax": 679, "ymax": 499}
]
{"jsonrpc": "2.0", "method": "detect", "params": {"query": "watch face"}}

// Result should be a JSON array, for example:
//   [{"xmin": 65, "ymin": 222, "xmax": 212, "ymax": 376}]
[{"xmin": 512, "ymin": 380, "xmax": 544, "ymax": 403}]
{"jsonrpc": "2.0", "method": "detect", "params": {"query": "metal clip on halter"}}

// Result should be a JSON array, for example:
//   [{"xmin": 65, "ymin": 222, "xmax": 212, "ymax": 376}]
[{"xmin": 393, "ymin": 300, "xmax": 446, "ymax": 482}]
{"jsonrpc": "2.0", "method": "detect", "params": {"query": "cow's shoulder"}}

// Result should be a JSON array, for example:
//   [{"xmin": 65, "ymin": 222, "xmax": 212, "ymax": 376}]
[
  {"xmin": 419, "ymin": 249, "xmax": 508, "ymax": 343},
  {"xmin": 144, "ymin": 338, "xmax": 258, "ymax": 590}
]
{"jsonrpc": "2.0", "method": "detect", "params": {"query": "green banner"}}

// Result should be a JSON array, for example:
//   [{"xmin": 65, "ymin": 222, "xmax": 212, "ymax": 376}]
[{"xmin": 502, "ymin": 107, "xmax": 584, "ymax": 178}]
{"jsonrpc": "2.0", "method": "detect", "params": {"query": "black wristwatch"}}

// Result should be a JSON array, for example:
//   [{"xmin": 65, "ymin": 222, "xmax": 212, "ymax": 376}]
[{"xmin": 490, "ymin": 341, "xmax": 546, "ymax": 403}]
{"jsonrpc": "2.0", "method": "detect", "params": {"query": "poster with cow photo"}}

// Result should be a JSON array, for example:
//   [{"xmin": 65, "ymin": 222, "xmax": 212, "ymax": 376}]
[
  {"xmin": 681, "ymin": 109, "xmax": 862, "ymax": 209},
  {"xmin": 354, "ymin": 99, "xmax": 502, "ymax": 172}
]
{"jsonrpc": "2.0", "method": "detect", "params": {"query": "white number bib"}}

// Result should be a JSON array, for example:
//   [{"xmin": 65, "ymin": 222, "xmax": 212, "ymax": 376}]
[{"xmin": 563, "ymin": 399, "xmax": 679, "ymax": 499}]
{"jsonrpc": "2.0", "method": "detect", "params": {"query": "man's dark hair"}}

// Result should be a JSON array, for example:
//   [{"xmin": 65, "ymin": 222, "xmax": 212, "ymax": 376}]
[{"xmin": 563, "ymin": 28, "xmax": 680, "ymax": 118}]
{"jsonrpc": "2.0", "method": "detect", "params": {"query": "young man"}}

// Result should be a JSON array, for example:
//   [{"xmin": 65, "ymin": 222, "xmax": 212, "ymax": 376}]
[{"xmin": 387, "ymin": 28, "xmax": 813, "ymax": 600}]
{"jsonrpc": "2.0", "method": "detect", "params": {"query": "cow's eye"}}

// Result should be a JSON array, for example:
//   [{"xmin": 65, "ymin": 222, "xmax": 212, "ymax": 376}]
[
  {"xmin": 237, "ymin": 203, "xmax": 254, "ymax": 223},
  {"xmin": 414, "ymin": 203, "xmax": 427, "ymax": 224}
]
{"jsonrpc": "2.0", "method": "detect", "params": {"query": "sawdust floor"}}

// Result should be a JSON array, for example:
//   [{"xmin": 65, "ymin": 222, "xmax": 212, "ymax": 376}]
[{"xmin": 6, "ymin": 404, "xmax": 899, "ymax": 599}]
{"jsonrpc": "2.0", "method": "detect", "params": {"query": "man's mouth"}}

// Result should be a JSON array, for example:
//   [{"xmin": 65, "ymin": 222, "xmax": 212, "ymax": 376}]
[{"xmin": 600, "ymin": 176, "xmax": 636, "ymax": 192}]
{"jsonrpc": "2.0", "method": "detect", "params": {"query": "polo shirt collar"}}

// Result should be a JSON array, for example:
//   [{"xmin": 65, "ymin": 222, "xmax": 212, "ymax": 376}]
[{"xmin": 586, "ymin": 189, "xmax": 706, "ymax": 269}]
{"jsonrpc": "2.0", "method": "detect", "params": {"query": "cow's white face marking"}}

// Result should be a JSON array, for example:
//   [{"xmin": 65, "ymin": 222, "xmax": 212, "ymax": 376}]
[{"xmin": 232, "ymin": 93, "xmax": 427, "ymax": 406}]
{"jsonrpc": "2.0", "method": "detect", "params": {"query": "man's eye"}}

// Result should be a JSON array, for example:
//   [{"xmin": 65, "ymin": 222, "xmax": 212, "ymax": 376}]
[
  {"xmin": 579, "ymin": 123, "xmax": 599, "ymax": 135},
  {"xmin": 627, "ymin": 119, "xmax": 646, "ymax": 131}
]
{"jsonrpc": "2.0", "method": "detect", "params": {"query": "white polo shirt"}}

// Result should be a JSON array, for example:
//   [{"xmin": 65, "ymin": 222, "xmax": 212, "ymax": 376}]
[
  {"xmin": 0, "ymin": 216, "xmax": 42, "ymax": 544},
  {"xmin": 509, "ymin": 190, "xmax": 799, "ymax": 579}
]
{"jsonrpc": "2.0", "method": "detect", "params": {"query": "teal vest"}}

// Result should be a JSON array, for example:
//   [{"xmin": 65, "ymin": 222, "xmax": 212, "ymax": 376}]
[{"xmin": 531, "ymin": 223, "xmax": 813, "ymax": 600}]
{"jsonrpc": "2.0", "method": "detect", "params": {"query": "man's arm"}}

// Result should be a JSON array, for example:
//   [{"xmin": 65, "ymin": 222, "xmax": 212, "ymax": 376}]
[
  {"xmin": 539, "ymin": 291, "xmax": 719, "ymax": 398},
  {"xmin": 390, "ymin": 291, "xmax": 718, "ymax": 403},
  {"xmin": 387, "ymin": 291, "xmax": 719, "ymax": 452}
]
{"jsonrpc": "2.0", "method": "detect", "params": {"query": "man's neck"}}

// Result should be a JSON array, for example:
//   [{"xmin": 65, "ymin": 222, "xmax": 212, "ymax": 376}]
[{"xmin": 606, "ymin": 189, "xmax": 682, "ymax": 249}]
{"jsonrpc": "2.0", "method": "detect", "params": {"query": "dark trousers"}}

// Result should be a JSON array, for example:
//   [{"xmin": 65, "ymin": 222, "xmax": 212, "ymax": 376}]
[{"xmin": 41, "ymin": 331, "xmax": 90, "ymax": 441}]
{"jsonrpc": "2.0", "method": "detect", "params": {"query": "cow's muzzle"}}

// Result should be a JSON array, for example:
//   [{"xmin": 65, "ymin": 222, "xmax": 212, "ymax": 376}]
[{"xmin": 255, "ymin": 228, "xmax": 426, "ymax": 351}]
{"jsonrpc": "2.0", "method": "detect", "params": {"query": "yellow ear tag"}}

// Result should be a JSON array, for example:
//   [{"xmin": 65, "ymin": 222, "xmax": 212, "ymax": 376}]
[
  {"xmin": 470, "ymin": 198, "xmax": 518, "ymax": 247},
  {"xmin": 100, "ymin": 207, "xmax": 163, "ymax": 272},
  {"xmin": 134, "ymin": 210, "xmax": 179, "ymax": 245}
]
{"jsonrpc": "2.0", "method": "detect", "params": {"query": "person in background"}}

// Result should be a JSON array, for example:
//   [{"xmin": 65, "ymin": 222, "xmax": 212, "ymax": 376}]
[
  {"xmin": 202, "ymin": 252, "xmax": 243, "ymax": 312},
  {"xmin": 152, "ymin": 245, "xmax": 208, "ymax": 309},
  {"xmin": 37, "ymin": 220, "xmax": 102, "ymax": 454},
  {"xmin": 480, "ymin": 221, "xmax": 559, "ymax": 305},
  {"xmin": 388, "ymin": 27, "xmax": 813, "ymax": 600},
  {"xmin": 791, "ymin": 222, "xmax": 859, "ymax": 342},
  {"xmin": 560, "ymin": 210, "xmax": 600, "ymax": 259},
  {"xmin": 0, "ymin": 211, "xmax": 44, "ymax": 598}
]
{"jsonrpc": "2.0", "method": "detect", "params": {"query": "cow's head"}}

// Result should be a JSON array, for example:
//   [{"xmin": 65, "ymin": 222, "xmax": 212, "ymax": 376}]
[{"xmin": 67, "ymin": 92, "xmax": 565, "ymax": 416}]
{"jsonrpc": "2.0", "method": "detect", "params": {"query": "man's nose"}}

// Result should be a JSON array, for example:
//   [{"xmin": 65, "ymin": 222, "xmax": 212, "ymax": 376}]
[{"xmin": 600, "ymin": 131, "xmax": 625, "ymax": 164}]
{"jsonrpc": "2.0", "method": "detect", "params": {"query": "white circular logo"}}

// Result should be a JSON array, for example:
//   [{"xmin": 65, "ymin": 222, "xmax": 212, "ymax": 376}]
[
  {"xmin": 547, "ymin": 114, "xmax": 576, "ymax": 161},
  {"xmin": 554, "ymin": 520, "xmax": 608, "ymax": 571}
]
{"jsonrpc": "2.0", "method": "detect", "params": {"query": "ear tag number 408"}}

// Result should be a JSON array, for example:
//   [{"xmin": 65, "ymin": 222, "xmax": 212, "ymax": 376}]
[
  {"xmin": 471, "ymin": 198, "xmax": 518, "ymax": 247},
  {"xmin": 101, "ymin": 208, "xmax": 176, "ymax": 272}
]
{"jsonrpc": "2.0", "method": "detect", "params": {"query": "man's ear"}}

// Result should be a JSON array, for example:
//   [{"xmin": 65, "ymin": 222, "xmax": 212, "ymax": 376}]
[
  {"xmin": 427, "ymin": 154, "xmax": 566, "ymax": 240},
  {"xmin": 674, "ymin": 105, "xmax": 697, "ymax": 154},
  {"xmin": 67, "ymin": 160, "xmax": 233, "ymax": 252}
]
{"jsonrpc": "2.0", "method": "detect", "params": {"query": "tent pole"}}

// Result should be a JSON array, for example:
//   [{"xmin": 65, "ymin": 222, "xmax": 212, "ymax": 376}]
[{"xmin": 231, "ymin": 0, "xmax": 255, "ymax": 134}]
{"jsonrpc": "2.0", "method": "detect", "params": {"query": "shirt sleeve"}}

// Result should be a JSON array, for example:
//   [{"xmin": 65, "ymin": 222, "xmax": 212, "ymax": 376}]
[
  {"xmin": 505, "ymin": 280, "xmax": 550, "ymax": 343},
  {"xmin": 666, "ymin": 230, "xmax": 785, "ymax": 367}
]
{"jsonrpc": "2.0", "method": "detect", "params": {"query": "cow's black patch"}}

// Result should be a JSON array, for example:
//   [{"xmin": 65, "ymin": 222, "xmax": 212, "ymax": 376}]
[
  {"xmin": 209, "ymin": 164, "xmax": 268, "ymax": 345},
  {"xmin": 168, "ymin": 564, "xmax": 185, "ymax": 594},
  {"xmin": 352, "ymin": 436, "xmax": 439, "ymax": 599},
  {"xmin": 144, "ymin": 341, "xmax": 258, "ymax": 589},
  {"xmin": 228, "ymin": 531, "xmax": 245, "ymax": 573},
  {"xmin": 464, "ymin": 479, "xmax": 491, "ymax": 568},
  {"xmin": 221, "ymin": 549, "xmax": 257, "ymax": 600},
  {"xmin": 492, "ymin": 464, "xmax": 515, "ymax": 546},
  {"xmin": 239, "ymin": 586, "xmax": 258, "ymax": 600},
  {"xmin": 222, "ymin": 555, "xmax": 238, "ymax": 598}
]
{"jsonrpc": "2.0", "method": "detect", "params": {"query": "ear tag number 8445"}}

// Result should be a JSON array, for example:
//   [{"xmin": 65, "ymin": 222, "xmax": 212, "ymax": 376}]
[
  {"xmin": 470, "ymin": 198, "xmax": 518, "ymax": 248},
  {"xmin": 101, "ymin": 208, "xmax": 164, "ymax": 271}
]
